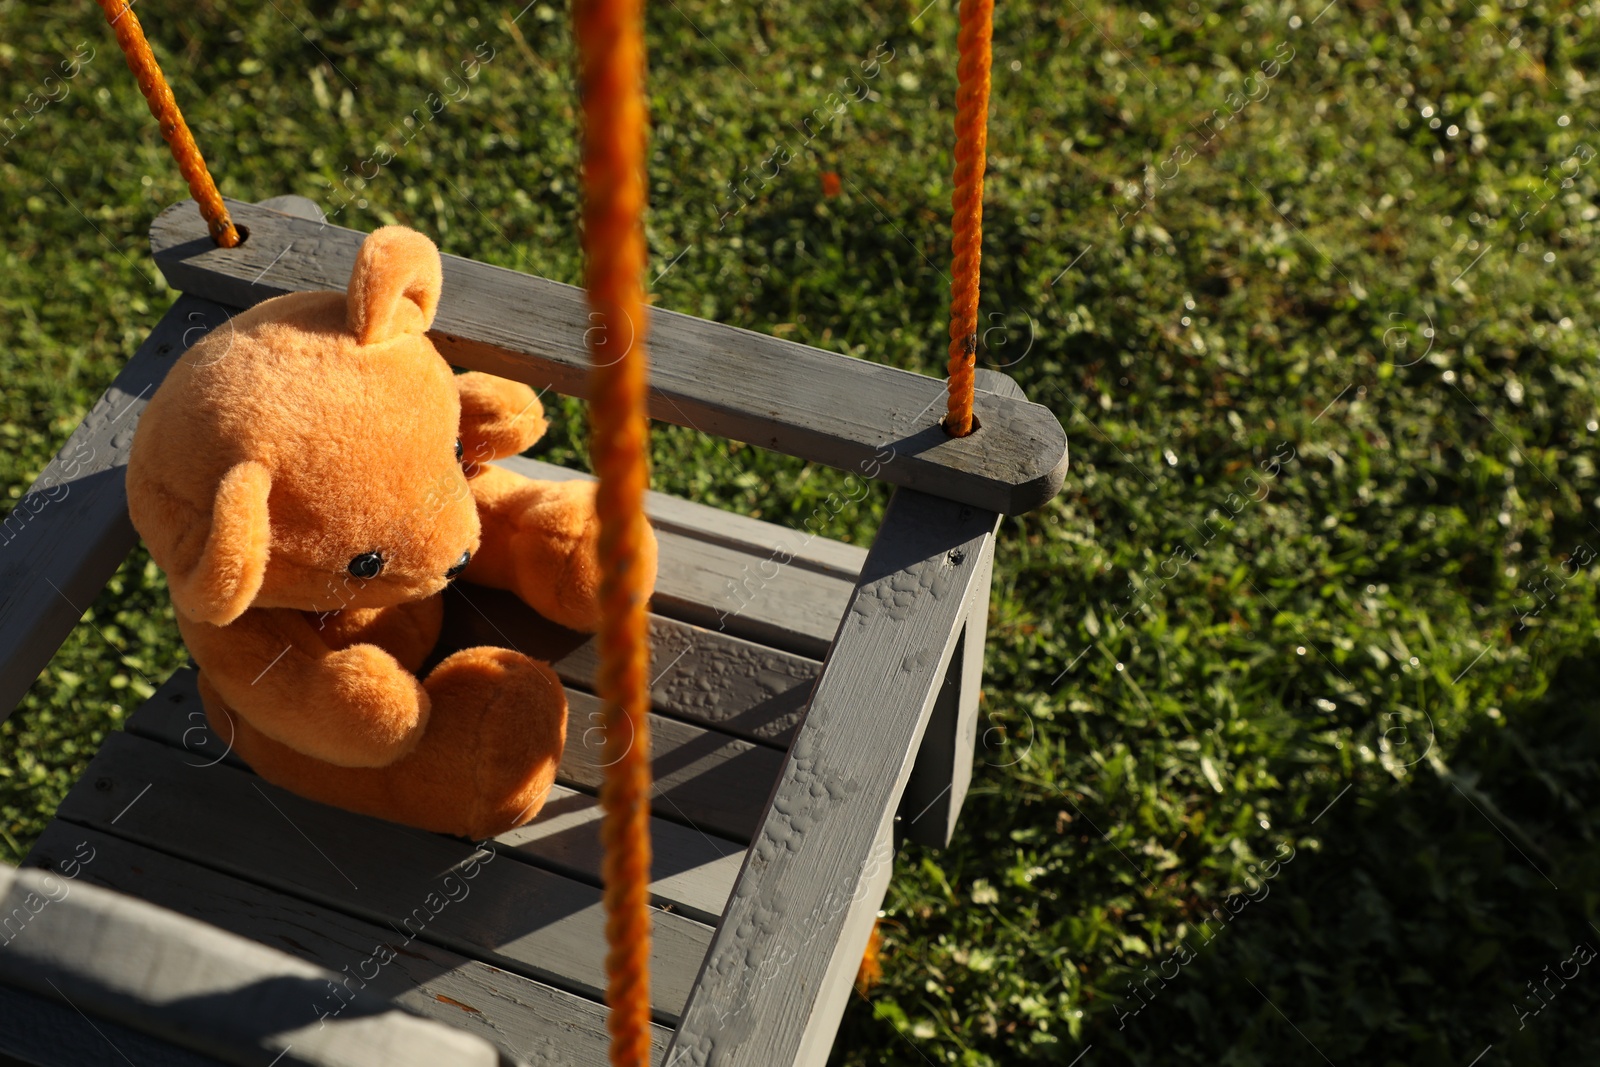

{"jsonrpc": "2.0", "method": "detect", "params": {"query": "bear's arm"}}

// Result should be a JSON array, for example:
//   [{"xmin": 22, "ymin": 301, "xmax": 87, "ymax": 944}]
[
  {"xmin": 457, "ymin": 372, "xmax": 547, "ymax": 477},
  {"xmin": 178, "ymin": 607, "xmax": 430, "ymax": 768}
]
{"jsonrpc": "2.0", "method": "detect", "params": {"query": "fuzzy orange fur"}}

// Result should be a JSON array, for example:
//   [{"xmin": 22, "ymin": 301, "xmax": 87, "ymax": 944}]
[{"xmin": 127, "ymin": 225, "xmax": 657, "ymax": 839}]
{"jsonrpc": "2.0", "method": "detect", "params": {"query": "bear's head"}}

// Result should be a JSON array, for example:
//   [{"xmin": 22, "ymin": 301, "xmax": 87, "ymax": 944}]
[{"xmin": 128, "ymin": 227, "xmax": 481, "ymax": 626}]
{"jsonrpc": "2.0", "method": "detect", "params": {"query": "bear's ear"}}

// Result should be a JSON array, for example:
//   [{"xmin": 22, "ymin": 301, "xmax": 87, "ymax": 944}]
[
  {"xmin": 164, "ymin": 461, "xmax": 273, "ymax": 627},
  {"xmin": 347, "ymin": 226, "xmax": 443, "ymax": 344}
]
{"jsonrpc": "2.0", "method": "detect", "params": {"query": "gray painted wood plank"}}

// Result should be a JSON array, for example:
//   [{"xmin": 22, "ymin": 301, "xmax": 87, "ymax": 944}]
[
  {"xmin": 899, "ymin": 555, "xmax": 991, "ymax": 849},
  {"xmin": 0, "ymin": 858, "xmax": 504, "ymax": 1067},
  {"xmin": 647, "ymin": 526, "xmax": 848, "ymax": 659},
  {"xmin": 256, "ymin": 194, "xmax": 326, "ymax": 223},
  {"xmin": 128, "ymin": 685, "xmax": 743, "ymax": 930},
  {"xmin": 901, "ymin": 367, "xmax": 1015, "ymax": 847},
  {"xmin": 0, "ymin": 196, "xmax": 338, "ymax": 724},
  {"xmin": 126, "ymin": 668, "xmax": 745, "ymax": 925},
  {"xmin": 439, "ymin": 470, "xmax": 853, "ymax": 659},
  {"xmin": 665, "ymin": 489, "xmax": 999, "ymax": 1067},
  {"xmin": 559, "ymin": 689, "xmax": 784, "ymax": 843},
  {"xmin": 972, "ymin": 368, "xmax": 1026, "ymax": 404},
  {"xmin": 498, "ymin": 456, "xmax": 868, "ymax": 581},
  {"xmin": 25, "ymin": 822, "xmax": 671, "ymax": 1065},
  {"xmin": 439, "ymin": 584, "xmax": 818, "ymax": 749},
  {"xmin": 627, "ymin": 616, "xmax": 814, "ymax": 747},
  {"xmin": 129, "ymin": 662, "xmax": 778, "ymax": 851},
  {"xmin": 792, "ymin": 820, "xmax": 896, "ymax": 1067},
  {"xmin": 150, "ymin": 198, "xmax": 1068, "ymax": 515},
  {"xmin": 494, "ymin": 789, "xmax": 743, "ymax": 926},
  {"xmin": 53, "ymin": 730, "xmax": 712, "ymax": 1023},
  {"xmin": 0, "ymin": 295, "xmax": 232, "ymax": 723},
  {"xmin": 451, "ymin": 514, "xmax": 852, "ymax": 659},
  {"xmin": 0, "ymin": 982, "xmax": 232, "ymax": 1067}
]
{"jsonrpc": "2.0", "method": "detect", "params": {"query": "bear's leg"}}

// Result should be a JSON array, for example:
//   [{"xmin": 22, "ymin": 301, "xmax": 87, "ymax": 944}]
[
  {"xmin": 202, "ymin": 648, "xmax": 568, "ymax": 840},
  {"xmin": 462, "ymin": 464, "xmax": 658, "ymax": 634}
]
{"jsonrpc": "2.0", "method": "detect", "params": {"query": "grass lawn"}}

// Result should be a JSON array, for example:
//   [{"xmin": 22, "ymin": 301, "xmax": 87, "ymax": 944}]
[{"xmin": 5, "ymin": 0, "xmax": 1600, "ymax": 1062}]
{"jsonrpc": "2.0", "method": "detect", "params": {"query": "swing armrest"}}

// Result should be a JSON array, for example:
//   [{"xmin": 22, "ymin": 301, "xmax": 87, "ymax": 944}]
[
  {"xmin": 665, "ymin": 486, "xmax": 1001, "ymax": 1066},
  {"xmin": 0, "ymin": 196, "xmax": 327, "ymax": 723},
  {"xmin": 0, "ymin": 296, "xmax": 234, "ymax": 722}
]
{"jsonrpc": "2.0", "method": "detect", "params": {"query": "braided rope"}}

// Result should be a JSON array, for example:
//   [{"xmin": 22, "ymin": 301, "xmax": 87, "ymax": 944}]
[
  {"xmin": 574, "ymin": 0, "xmax": 653, "ymax": 1061},
  {"xmin": 95, "ymin": 0, "xmax": 239, "ymax": 247},
  {"xmin": 945, "ymin": 0, "xmax": 994, "ymax": 437}
]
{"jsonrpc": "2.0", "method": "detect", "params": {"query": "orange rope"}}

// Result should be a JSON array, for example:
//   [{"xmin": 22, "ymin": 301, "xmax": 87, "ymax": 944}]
[
  {"xmin": 945, "ymin": 0, "xmax": 994, "ymax": 438},
  {"xmin": 96, "ymin": 0, "xmax": 239, "ymax": 247},
  {"xmin": 575, "ymin": 0, "xmax": 653, "ymax": 1062}
]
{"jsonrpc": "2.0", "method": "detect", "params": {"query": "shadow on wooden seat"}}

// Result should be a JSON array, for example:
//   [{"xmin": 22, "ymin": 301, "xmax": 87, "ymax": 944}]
[{"xmin": 0, "ymin": 862, "xmax": 508, "ymax": 1066}]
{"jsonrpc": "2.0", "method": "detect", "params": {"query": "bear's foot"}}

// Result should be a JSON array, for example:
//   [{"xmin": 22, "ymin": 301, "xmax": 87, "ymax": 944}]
[{"xmin": 204, "ymin": 646, "xmax": 567, "ymax": 840}]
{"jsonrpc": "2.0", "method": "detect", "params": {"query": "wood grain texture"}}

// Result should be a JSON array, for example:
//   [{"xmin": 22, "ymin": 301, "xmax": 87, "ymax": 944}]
[
  {"xmin": 0, "ymin": 854, "xmax": 504, "ymax": 1067},
  {"xmin": 126, "ymin": 668, "xmax": 747, "ymax": 924},
  {"xmin": 792, "ymin": 820, "xmax": 895, "ymax": 1067},
  {"xmin": 25, "ymin": 822, "xmax": 670, "ymax": 1065},
  {"xmin": 150, "ymin": 198, "xmax": 1068, "ymax": 515},
  {"xmin": 440, "ymin": 580, "xmax": 822, "ymax": 746},
  {"xmin": 442, "ymin": 486, "xmax": 855, "ymax": 661},
  {"xmin": 0, "ymin": 295, "xmax": 232, "ymax": 722},
  {"xmin": 971, "ymin": 369, "xmax": 1026, "ymax": 404},
  {"xmin": 129, "ymin": 660, "xmax": 779, "ymax": 846},
  {"xmin": 494, "ymin": 788, "xmax": 743, "ymax": 926},
  {"xmin": 500, "ymin": 455, "xmax": 867, "ymax": 581},
  {"xmin": 490, "ymin": 454, "xmax": 858, "ymax": 658},
  {"xmin": 559, "ymin": 688, "xmax": 784, "ymax": 843},
  {"xmin": 646, "ymin": 527, "xmax": 849, "ymax": 659},
  {"xmin": 0, "ymin": 982, "xmax": 233, "ymax": 1067},
  {"xmin": 900, "ymin": 367, "xmax": 1013, "ymax": 847},
  {"xmin": 898, "ymin": 568, "xmax": 989, "ymax": 849},
  {"xmin": 255, "ymin": 194, "xmax": 326, "ymax": 222},
  {"xmin": 665, "ymin": 489, "xmax": 999, "ymax": 1066},
  {"xmin": 51, "ymin": 730, "xmax": 713, "ymax": 1023}
]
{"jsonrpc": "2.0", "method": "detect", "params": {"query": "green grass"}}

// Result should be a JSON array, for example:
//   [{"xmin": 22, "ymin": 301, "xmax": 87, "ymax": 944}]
[{"xmin": 4, "ymin": 0, "xmax": 1600, "ymax": 1061}]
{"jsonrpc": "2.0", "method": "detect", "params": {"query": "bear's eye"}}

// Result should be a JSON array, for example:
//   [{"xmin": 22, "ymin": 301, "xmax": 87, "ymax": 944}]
[
  {"xmin": 348, "ymin": 552, "xmax": 385, "ymax": 580},
  {"xmin": 455, "ymin": 438, "xmax": 464, "ymax": 463}
]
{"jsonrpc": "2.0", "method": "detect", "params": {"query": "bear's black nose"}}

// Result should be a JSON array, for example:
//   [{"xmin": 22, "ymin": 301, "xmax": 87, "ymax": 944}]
[{"xmin": 446, "ymin": 550, "xmax": 471, "ymax": 579}]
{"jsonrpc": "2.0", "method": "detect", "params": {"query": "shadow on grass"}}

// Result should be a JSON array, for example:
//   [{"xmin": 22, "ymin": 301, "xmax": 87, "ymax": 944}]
[
  {"xmin": 837, "ymin": 650, "xmax": 1600, "ymax": 1067},
  {"xmin": 1094, "ymin": 653, "xmax": 1599, "ymax": 1065}
]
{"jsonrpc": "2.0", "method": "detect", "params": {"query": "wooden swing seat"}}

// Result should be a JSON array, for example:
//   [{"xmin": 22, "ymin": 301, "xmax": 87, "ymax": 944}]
[{"xmin": 0, "ymin": 197, "xmax": 1066, "ymax": 1067}]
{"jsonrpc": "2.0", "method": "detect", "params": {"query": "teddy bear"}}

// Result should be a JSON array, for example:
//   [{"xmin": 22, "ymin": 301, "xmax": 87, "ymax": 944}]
[{"xmin": 125, "ymin": 225, "xmax": 657, "ymax": 840}]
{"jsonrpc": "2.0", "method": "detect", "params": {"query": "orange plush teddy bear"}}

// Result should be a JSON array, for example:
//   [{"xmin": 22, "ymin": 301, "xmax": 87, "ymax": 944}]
[{"xmin": 126, "ymin": 226, "xmax": 656, "ymax": 840}]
